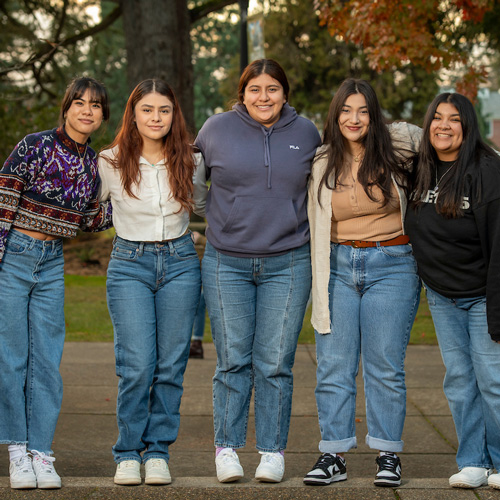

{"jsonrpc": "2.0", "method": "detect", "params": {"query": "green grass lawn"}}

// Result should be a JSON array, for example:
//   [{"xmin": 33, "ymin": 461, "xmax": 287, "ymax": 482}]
[{"xmin": 65, "ymin": 275, "xmax": 437, "ymax": 344}]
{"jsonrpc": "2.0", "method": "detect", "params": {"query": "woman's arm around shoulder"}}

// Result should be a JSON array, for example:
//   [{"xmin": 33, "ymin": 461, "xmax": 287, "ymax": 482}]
[
  {"xmin": 388, "ymin": 121, "xmax": 423, "ymax": 159},
  {"xmin": 192, "ymin": 152, "xmax": 208, "ymax": 218}
]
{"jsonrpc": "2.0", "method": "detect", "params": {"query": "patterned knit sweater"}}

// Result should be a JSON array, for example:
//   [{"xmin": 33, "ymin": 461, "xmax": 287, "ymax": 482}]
[{"xmin": 0, "ymin": 127, "xmax": 112, "ymax": 263}]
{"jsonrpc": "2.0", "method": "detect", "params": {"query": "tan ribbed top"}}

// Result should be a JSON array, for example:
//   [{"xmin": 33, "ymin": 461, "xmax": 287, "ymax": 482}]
[{"xmin": 330, "ymin": 162, "xmax": 402, "ymax": 242}]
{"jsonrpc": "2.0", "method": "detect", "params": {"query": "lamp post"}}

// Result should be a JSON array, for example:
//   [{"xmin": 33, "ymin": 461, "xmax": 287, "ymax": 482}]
[{"xmin": 239, "ymin": 0, "xmax": 249, "ymax": 74}]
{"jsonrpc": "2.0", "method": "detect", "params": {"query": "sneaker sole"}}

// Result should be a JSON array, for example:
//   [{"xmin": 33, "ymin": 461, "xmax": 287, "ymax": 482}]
[
  {"xmin": 217, "ymin": 472, "xmax": 243, "ymax": 483},
  {"xmin": 145, "ymin": 476, "xmax": 172, "ymax": 485},
  {"xmin": 374, "ymin": 478, "xmax": 401, "ymax": 487},
  {"xmin": 10, "ymin": 480, "xmax": 37, "ymax": 489},
  {"xmin": 37, "ymin": 480, "xmax": 62, "ymax": 489},
  {"xmin": 303, "ymin": 473, "xmax": 347, "ymax": 486},
  {"xmin": 114, "ymin": 476, "xmax": 142, "ymax": 486},
  {"xmin": 255, "ymin": 473, "xmax": 283, "ymax": 483},
  {"xmin": 449, "ymin": 481, "xmax": 487, "ymax": 489}
]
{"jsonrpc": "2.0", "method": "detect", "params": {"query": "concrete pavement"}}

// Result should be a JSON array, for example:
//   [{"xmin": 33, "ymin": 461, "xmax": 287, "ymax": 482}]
[{"xmin": 1, "ymin": 342, "xmax": 499, "ymax": 499}]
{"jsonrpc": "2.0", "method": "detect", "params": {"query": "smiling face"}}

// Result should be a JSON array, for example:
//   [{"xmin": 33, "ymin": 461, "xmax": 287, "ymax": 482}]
[
  {"xmin": 429, "ymin": 103, "xmax": 463, "ymax": 161},
  {"xmin": 338, "ymin": 93, "xmax": 370, "ymax": 146},
  {"xmin": 134, "ymin": 92, "xmax": 174, "ymax": 144},
  {"xmin": 242, "ymin": 73, "xmax": 286, "ymax": 128},
  {"xmin": 64, "ymin": 89, "xmax": 104, "ymax": 144}
]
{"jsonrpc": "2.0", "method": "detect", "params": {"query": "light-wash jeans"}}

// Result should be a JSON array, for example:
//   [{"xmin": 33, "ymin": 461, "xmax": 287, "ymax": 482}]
[
  {"xmin": 315, "ymin": 242, "xmax": 420, "ymax": 454},
  {"xmin": 107, "ymin": 233, "xmax": 201, "ymax": 463},
  {"xmin": 0, "ymin": 229, "xmax": 65, "ymax": 454},
  {"xmin": 202, "ymin": 241, "xmax": 311, "ymax": 452},
  {"xmin": 425, "ymin": 284, "xmax": 500, "ymax": 470}
]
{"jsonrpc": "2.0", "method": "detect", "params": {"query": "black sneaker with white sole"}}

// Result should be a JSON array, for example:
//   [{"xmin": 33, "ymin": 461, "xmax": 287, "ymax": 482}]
[
  {"xmin": 303, "ymin": 453, "xmax": 347, "ymax": 485},
  {"xmin": 374, "ymin": 454, "xmax": 402, "ymax": 487}
]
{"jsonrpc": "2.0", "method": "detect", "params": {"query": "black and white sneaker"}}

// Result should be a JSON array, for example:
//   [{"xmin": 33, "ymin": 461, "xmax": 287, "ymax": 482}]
[
  {"xmin": 374, "ymin": 454, "xmax": 402, "ymax": 487},
  {"xmin": 303, "ymin": 453, "xmax": 347, "ymax": 485}
]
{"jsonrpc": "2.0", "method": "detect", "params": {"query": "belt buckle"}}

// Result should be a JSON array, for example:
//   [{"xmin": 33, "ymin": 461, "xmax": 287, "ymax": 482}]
[{"xmin": 350, "ymin": 240, "xmax": 358, "ymax": 248}]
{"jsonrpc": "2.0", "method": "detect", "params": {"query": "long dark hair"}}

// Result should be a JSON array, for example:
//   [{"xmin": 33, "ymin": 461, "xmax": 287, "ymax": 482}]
[
  {"xmin": 411, "ymin": 92, "xmax": 496, "ymax": 218},
  {"xmin": 237, "ymin": 59, "xmax": 290, "ymax": 103},
  {"xmin": 105, "ymin": 79, "xmax": 195, "ymax": 212},
  {"xmin": 319, "ymin": 78, "xmax": 408, "ymax": 206}
]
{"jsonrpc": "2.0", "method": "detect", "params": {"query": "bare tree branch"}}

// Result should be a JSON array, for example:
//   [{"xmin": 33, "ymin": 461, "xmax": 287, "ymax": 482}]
[
  {"xmin": 54, "ymin": 0, "xmax": 70, "ymax": 43},
  {"xmin": 190, "ymin": 0, "xmax": 237, "ymax": 23},
  {"xmin": 0, "ymin": 5, "xmax": 122, "ymax": 77}
]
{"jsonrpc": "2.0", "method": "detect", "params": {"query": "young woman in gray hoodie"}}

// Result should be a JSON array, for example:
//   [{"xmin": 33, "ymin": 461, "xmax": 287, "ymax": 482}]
[{"xmin": 195, "ymin": 59, "xmax": 321, "ymax": 483}]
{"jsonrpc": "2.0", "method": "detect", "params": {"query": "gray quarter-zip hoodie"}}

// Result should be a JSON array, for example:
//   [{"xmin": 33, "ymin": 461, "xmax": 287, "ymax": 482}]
[{"xmin": 195, "ymin": 103, "xmax": 321, "ymax": 257}]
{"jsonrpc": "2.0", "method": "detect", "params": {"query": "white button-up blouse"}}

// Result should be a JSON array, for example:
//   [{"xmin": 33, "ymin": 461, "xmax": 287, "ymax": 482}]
[{"xmin": 98, "ymin": 147, "xmax": 207, "ymax": 242}]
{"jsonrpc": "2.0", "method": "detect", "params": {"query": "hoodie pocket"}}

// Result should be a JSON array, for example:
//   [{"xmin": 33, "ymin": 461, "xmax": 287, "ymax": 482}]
[{"xmin": 221, "ymin": 196, "xmax": 299, "ymax": 251}]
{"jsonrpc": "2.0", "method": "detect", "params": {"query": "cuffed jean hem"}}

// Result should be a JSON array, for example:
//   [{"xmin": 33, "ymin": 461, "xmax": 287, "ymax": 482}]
[
  {"xmin": 142, "ymin": 454, "xmax": 169, "ymax": 464},
  {"xmin": 366, "ymin": 434, "xmax": 404, "ymax": 453},
  {"xmin": 319, "ymin": 437, "xmax": 357, "ymax": 454},
  {"xmin": 0, "ymin": 440, "xmax": 28, "ymax": 445}
]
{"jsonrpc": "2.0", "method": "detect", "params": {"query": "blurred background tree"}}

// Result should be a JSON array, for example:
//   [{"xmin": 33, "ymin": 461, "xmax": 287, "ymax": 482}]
[{"xmin": 1, "ymin": 0, "xmax": 500, "ymax": 159}]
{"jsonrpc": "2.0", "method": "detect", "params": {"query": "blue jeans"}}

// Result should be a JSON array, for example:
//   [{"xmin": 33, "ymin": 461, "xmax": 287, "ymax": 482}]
[
  {"xmin": 107, "ymin": 233, "xmax": 201, "ymax": 463},
  {"xmin": 315, "ymin": 243, "xmax": 420, "ymax": 454},
  {"xmin": 202, "ymin": 241, "xmax": 312, "ymax": 452},
  {"xmin": 191, "ymin": 290, "xmax": 206, "ymax": 341},
  {"xmin": 0, "ymin": 229, "xmax": 65, "ymax": 454},
  {"xmin": 425, "ymin": 284, "xmax": 500, "ymax": 470}
]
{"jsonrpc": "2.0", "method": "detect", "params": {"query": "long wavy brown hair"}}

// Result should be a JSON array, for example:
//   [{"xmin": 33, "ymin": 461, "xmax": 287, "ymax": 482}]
[{"xmin": 105, "ymin": 79, "xmax": 195, "ymax": 212}]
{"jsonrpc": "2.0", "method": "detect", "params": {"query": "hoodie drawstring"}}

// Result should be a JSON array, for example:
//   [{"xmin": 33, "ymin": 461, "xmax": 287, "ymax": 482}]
[{"xmin": 263, "ymin": 130, "xmax": 272, "ymax": 189}]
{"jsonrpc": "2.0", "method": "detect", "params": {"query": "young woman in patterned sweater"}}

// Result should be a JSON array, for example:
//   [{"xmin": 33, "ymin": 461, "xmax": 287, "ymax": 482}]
[{"xmin": 0, "ymin": 77, "xmax": 111, "ymax": 490}]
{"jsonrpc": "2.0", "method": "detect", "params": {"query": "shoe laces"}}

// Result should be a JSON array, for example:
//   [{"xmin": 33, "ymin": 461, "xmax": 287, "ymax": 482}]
[
  {"xmin": 218, "ymin": 449, "xmax": 239, "ymax": 464},
  {"xmin": 120, "ymin": 460, "xmax": 139, "ymax": 469},
  {"xmin": 32, "ymin": 451, "xmax": 56, "ymax": 472},
  {"xmin": 377, "ymin": 454, "xmax": 399, "ymax": 470},
  {"xmin": 147, "ymin": 459, "xmax": 166, "ymax": 469},
  {"xmin": 315, "ymin": 453, "xmax": 343, "ymax": 467},
  {"xmin": 260, "ymin": 452, "xmax": 284, "ymax": 469},
  {"xmin": 11, "ymin": 454, "xmax": 33, "ymax": 474}
]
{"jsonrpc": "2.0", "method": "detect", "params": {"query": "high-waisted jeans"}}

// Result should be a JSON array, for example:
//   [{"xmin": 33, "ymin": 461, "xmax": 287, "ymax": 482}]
[
  {"xmin": 315, "ymin": 242, "xmax": 420, "ymax": 453},
  {"xmin": 425, "ymin": 284, "xmax": 500, "ymax": 470},
  {"xmin": 107, "ymin": 233, "xmax": 201, "ymax": 463},
  {"xmin": 0, "ymin": 229, "xmax": 65, "ymax": 454},
  {"xmin": 202, "ymin": 241, "xmax": 312, "ymax": 452}
]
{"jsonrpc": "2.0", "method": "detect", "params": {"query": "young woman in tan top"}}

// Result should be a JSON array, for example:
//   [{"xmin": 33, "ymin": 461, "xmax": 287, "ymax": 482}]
[{"xmin": 304, "ymin": 79, "xmax": 421, "ymax": 487}]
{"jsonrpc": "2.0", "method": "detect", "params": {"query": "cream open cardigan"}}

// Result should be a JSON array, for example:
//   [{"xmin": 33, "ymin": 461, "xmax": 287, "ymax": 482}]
[{"xmin": 308, "ymin": 122, "xmax": 422, "ymax": 334}]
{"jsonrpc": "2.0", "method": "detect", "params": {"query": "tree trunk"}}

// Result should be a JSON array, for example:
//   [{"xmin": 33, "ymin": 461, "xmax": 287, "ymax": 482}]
[{"xmin": 119, "ymin": 0, "xmax": 194, "ymax": 131}]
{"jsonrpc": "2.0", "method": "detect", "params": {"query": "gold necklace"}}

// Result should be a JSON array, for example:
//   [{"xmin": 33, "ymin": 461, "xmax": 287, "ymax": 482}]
[
  {"xmin": 351, "ymin": 149, "xmax": 364, "ymax": 163},
  {"xmin": 434, "ymin": 163, "xmax": 455, "ymax": 191},
  {"xmin": 73, "ymin": 140, "xmax": 88, "ymax": 167}
]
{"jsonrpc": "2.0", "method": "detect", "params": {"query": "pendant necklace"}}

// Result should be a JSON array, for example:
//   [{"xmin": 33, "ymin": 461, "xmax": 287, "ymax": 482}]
[
  {"xmin": 353, "ymin": 151, "xmax": 364, "ymax": 162},
  {"xmin": 74, "ymin": 140, "xmax": 88, "ymax": 167},
  {"xmin": 434, "ymin": 163, "xmax": 455, "ymax": 191}
]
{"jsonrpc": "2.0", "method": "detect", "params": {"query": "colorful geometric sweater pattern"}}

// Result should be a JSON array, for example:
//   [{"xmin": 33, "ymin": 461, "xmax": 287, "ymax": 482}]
[{"xmin": 0, "ymin": 127, "xmax": 112, "ymax": 262}]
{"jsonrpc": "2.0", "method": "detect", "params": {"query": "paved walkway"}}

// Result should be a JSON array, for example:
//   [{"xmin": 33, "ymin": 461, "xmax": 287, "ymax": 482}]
[{"xmin": 1, "ymin": 342, "xmax": 499, "ymax": 499}]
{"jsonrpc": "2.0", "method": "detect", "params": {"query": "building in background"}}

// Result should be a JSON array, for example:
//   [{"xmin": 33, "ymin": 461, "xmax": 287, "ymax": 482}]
[{"xmin": 478, "ymin": 88, "xmax": 500, "ymax": 149}]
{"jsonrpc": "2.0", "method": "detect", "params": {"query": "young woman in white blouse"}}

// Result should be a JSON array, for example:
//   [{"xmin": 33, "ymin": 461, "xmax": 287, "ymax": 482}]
[{"xmin": 98, "ymin": 79, "xmax": 207, "ymax": 486}]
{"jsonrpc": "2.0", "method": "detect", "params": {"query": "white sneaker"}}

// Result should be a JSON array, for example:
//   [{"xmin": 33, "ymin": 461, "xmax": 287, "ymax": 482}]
[
  {"xmin": 145, "ymin": 458, "xmax": 171, "ymax": 485},
  {"xmin": 31, "ymin": 451, "xmax": 61, "ymax": 489},
  {"xmin": 449, "ymin": 467, "xmax": 490, "ymax": 488},
  {"xmin": 114, "ymin": 460, "xmax": 141, "ymax": 485},
  {"xmin": 9, "ymin": 454, "xmax": 37, "ymax": 489},
  {"xmin": 489, "ymin": 473, "xmax": 500, "ymax": 489},
  {"xmin": 255, "ymin": 452, "xmax": 285, "ymax": 483},
  {"xmin": 215, "ymin": 448, "xmax": 244, "ymax": 483}
]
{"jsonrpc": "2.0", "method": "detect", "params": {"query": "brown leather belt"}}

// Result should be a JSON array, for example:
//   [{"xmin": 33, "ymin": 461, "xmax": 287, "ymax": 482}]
[{"xmin": 338, "ymin": 235, "xmax": 410, "ymax": 248}]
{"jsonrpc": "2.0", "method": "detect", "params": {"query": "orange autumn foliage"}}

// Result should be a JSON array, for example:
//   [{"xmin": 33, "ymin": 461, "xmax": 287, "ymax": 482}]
[{"xmin": 314, "ymin": 0, "xmax": 493, "ymax": 100}]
